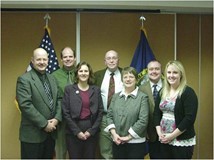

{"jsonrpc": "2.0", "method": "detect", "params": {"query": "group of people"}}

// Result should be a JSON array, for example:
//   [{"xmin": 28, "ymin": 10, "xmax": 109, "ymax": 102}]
[{"xmin": 16, "ymin": 47, "xmax": 198, "ymax": 159}]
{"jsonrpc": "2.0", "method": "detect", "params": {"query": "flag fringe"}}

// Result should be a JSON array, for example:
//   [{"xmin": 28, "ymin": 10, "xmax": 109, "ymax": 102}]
[
  {"xmin": 141, "ymin": 26, "xmax": 148, "ymax": 38},
  {"xmin": 44, "ymin": 26, "xmax": 51, "ymax": 36},
  {"xmin": 14, "ymin": 99, "xmax": 21, "ymax": 113}
]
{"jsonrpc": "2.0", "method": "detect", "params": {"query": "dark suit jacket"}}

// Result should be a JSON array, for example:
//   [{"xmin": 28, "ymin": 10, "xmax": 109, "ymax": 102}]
[
  {"xmin": 153, "ymin": 86, "xmax": 198, "ymax": 140},
  {"xmin": 16, "ymin": 69, "xmax": 62, "ymax": 143},
  {"xmin": 139, "ymin": 81, "xmax": 158, "ymax": 142},
  {"xmin": 62, "ymin": 84, "xmax": 104, "ymax": 136},
  {"xmin": 94, "ymin": 67, "xmax": 123, "ymax": 87}
]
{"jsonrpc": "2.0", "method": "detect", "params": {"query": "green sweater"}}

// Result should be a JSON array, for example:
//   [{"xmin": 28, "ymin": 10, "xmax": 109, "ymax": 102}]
[{"xmin": 106, "ymin": 87, "xmax": 149, "ymax": 141}]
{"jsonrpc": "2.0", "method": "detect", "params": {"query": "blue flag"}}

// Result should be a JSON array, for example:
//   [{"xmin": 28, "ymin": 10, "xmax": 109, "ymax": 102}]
[
  {"xmin": 131, "ymin": 27, "xmax": 155, "ymax": 73},
  {"xmin": 130, "ymin": 27, "xmax": 156, "ymax": 84}
]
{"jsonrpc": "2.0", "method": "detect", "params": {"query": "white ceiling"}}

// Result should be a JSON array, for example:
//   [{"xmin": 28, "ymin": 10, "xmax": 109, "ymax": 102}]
[{"xmin": 1, "ymin": 0, "xmax": 213, "ymax": 14}]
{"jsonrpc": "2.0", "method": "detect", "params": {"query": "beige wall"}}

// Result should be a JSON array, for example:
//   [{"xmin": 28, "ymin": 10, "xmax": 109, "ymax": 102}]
[{"xmin": 1, "ymin": 12, "xmax": 213, "ymax": 159}]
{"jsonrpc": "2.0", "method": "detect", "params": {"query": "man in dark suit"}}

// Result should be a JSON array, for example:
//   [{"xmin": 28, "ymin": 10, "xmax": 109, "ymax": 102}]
[
  {"xmin": 139, "ymin": 60, "xmax": 163, "ymax": 159},
  {"xmin": 94, "ymin": 50, "xmax": 123, "ymax": 159},
  {"xmin": 16, "ymin": 48, "xmax": 62, "ymax": 159}
]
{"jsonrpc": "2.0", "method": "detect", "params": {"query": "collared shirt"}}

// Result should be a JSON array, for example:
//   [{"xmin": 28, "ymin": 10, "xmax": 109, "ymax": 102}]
[
  {"xmin": 32, "ymin": 67, "xmax": 49, "ymax": 85},
  {"xmin": 150, "ymin": 79, "xmax": 162, "ymax": 93},
  {"xmin": 119, "ymin": 86, "xmax": 138, "ymax": 100},
  {"xmin": 52, "ymin": 66, "xmax": 75, "ymax": 98},
  {"xmin": 100, "ymin": 69, "xmax": 123, "ymax": 112}
]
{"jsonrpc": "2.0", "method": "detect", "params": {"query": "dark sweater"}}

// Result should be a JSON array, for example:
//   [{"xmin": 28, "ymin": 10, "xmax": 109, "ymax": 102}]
[{"xmin": 153, "ymin": 86, "xmax": 198, "ymax": 140}]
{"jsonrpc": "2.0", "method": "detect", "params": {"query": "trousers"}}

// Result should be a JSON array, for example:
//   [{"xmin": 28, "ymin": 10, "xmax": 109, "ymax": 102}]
[
  {"xmin": 99, "ymin": 114, "xmax": 113, "ymax": 159},
  {"xmin": 160, "ymin": 143, "xmax": 194, "ymax": 159},
  {"xmin": 55, "ymin": 120, "xmax": 67, "ymax": 159},
  {"xmin": 113, "ymin": 142, "xmax": 146, "ymax": 159},
  {"xmin": 21, "ymin": 135, "xmax": 55, "ymax": 159}
]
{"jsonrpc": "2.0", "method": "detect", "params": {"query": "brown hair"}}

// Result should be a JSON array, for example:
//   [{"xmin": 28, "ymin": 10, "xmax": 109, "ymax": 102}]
[{"xmin": 74, "ymin": 61, "xmax": 95, "ymax": 85}]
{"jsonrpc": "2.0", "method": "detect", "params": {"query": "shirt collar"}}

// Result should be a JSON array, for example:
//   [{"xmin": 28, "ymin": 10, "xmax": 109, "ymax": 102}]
[
  {"xmin": 32, "ymin": 68, "xmax": 47, "ymax": 82},
  {"xmin": 32, "ymin": 67, "xmax": 46, "ymax": 77},
  {"xmin": 119, "ymin": 86, "xmax": 139, "ymax": 98},
  {"xmin": 106, "ymin": 68, "xmax": 120, "ymax": 76},
  {"xmin": 62, "ymin": 66, "xmax": 75, "ymax": 74},
  {"xmin": 150, "ymin": 79, "xmax": 162, "ymax": 88}
]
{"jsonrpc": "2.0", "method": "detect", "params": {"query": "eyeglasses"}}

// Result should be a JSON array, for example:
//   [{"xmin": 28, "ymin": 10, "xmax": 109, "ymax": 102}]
[{"xmin": 105, "ymin": 57, "xmax": 118, "ymax": 61}]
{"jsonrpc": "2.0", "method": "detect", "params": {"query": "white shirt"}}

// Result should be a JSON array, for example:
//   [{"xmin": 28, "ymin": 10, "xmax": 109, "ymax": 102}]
[
  {"xmin": 149, "ymin": 79, "xmax": 162, "ymax": 93},
  {"xmin": 100, "ymin": 69, "xmax": 123, "ymax": 112}
]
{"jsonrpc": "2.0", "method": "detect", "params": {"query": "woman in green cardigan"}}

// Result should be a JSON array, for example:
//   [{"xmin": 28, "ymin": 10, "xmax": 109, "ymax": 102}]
[{"xmin": 104, "ymin": 67, "xmax": 149, "ymax": 159}]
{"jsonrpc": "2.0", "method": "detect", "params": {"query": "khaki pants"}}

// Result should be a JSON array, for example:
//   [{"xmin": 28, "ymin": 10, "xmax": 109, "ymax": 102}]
[
  {"xmin": 55, "ymin": 120, "xmax": 67, "ymax": 159},
  {"xmin": 99, "ymin": 114, "xmax": 113, "ymax": 159}
]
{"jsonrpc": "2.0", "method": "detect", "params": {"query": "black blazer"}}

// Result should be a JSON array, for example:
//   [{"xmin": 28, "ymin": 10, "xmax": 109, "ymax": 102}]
[
  {"xmin": 153, "ymin": 86, "xmax": 198, "ymax": 140},
  {"xmin": 62, "ymin": 84, "xmax": 103, "ymax": 136}
]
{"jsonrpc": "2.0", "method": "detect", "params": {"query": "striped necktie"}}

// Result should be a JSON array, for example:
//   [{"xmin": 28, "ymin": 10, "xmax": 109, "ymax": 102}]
[
  {"xmin": 153, "ymin": 84, "xmax": 158, "ymax": 101},
  {"xmin": 107, "ymin": 72, "xmax": 115, "ymax": 108},
  {"xmin": 42, "ymin": 75, "xmax": 54, "ymax": 115}
]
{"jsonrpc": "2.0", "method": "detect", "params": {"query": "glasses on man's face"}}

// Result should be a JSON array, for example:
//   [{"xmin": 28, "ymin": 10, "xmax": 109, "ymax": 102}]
[{"xmin": 105, "ymin": 57, "xmax": 118, "ymax": 61}]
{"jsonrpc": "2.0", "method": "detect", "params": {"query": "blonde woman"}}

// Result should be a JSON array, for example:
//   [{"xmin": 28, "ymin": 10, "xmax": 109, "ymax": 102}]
[{"xmin": 153, "ymin": 60, "xmax": 198, "ymax": 159}]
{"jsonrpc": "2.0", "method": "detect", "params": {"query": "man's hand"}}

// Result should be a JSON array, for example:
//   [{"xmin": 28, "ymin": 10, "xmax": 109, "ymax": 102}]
[
  {"xmin": 44, "ymin": 121, "xmax": 56, "ymax": 132},
  {"xmin": 44, "ymin": 119, "xmax": 58, "ymax": 133},
  {"xmin": 48, "ymin": 118, "xmax": 59, "ymax": 126}
]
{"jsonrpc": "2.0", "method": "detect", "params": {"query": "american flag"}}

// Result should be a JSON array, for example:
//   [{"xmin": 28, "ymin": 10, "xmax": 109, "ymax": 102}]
[
  {"xmin": 39, "ymin": 27, "xmax": 60, "ymax": 73},
  {"xmin": 27, "ymin": 27, "xmax": 60, "ymax": 73}
]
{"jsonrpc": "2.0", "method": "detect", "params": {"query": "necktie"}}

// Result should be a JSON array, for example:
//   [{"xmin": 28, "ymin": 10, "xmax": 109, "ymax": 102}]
[
  {"xmin": 107, "ymin": 72, "xmax": 115, "ymax": 108},
  {"xmin": 67, "ymin": 71, "xmax": 73, "ymax": 84},
  {"xmin": 153, "ymin": 84, "xmax": 158, "ymax": 101},
  {"xmin": 42, "ymin": 76, "xmax": 54, "ymax": 115}
]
